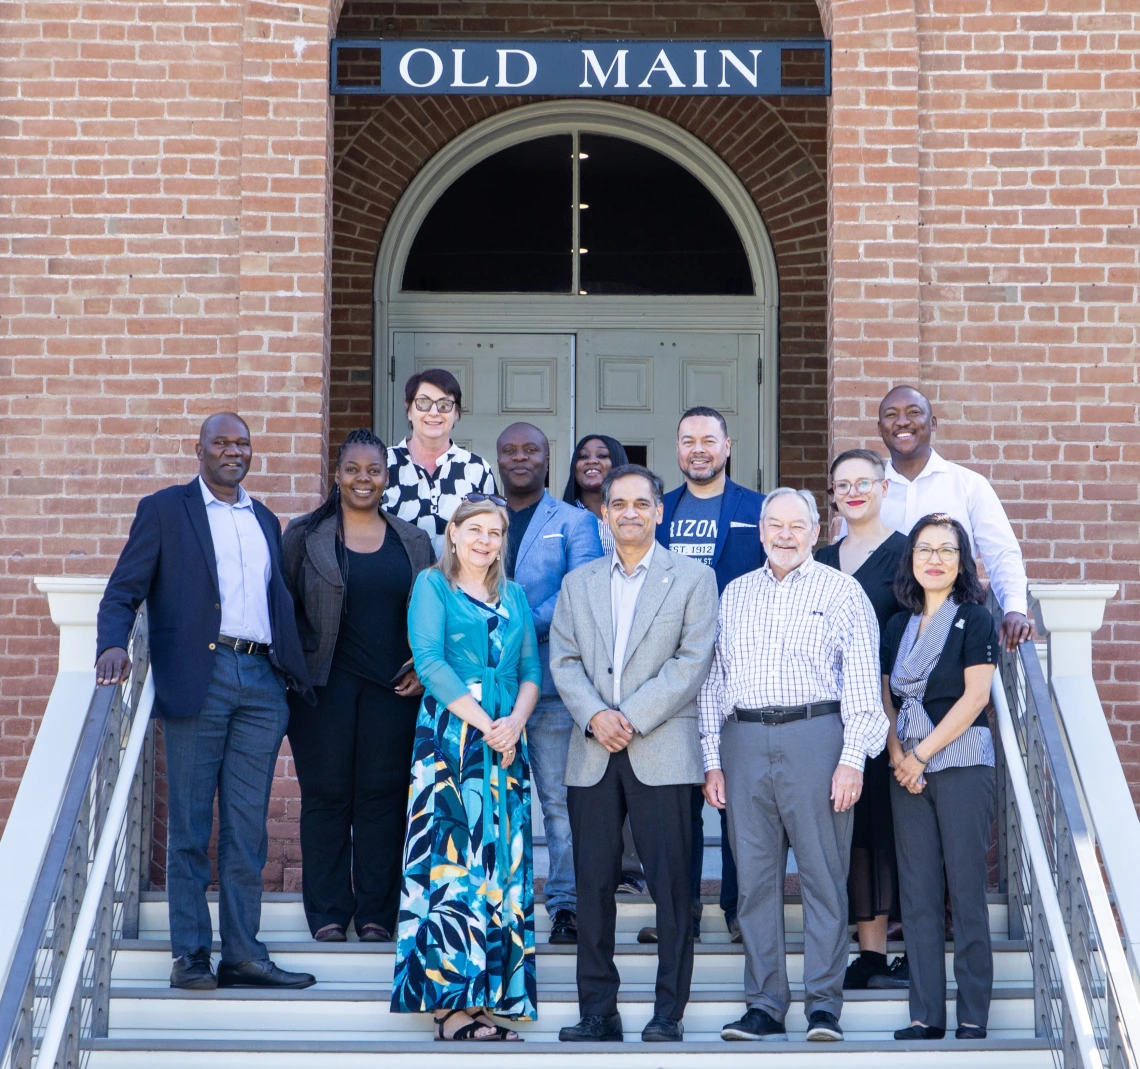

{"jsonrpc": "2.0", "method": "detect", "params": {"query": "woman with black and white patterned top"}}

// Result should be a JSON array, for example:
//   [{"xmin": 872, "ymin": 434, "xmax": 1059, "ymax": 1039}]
[
  {"xmin": 383, "ymin": 369, "xmax": 498, "ymax": 558},
  {"xmin": 881, "ymin": 513, "xmax": 999, "ymax": 1043}
]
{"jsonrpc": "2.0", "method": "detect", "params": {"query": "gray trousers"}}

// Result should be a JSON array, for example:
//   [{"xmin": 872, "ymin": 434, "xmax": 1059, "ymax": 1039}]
[
  {"xmin": 723, "ymin": 714, "xmax": 853, "ymax": 1021},
  {"xmin": 890, "ymin": 764, "xmax": 995, "ymax": 1030}
]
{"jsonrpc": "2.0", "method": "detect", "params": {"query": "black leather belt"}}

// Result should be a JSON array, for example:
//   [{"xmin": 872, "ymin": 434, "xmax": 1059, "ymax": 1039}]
[
  {"xmin": 217, "ymin": 634, "xmax": 270, "ymax": 657},
  {"xmin": 731, "ymin": 701, "xmax": 841, "ymax": 725}
]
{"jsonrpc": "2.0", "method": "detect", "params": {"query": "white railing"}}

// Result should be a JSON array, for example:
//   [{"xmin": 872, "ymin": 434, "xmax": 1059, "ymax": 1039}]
[
  {"xmin": 0, "ymin": 595, "xmax": 153, "ymax": 1069},
  {"xmin": 992, "ymin": 586, "xmax": 1140, "ymax": 1069}
]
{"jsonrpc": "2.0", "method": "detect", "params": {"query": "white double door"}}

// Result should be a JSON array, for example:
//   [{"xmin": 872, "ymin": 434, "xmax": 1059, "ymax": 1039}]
[{"xmin": 391, "ymin": 329, "xmax": 761, "ymax": 493}]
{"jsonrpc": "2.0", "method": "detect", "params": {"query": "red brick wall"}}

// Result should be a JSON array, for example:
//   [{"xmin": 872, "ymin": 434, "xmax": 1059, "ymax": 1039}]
[{"xmin": 2, "ymin": 0, "xmax": 1138, "ymax": 893}]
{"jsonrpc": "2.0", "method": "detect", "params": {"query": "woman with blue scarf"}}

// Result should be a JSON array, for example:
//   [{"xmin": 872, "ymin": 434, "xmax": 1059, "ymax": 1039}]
[{"xmin": 391, "ymin": 494, "xmax": 542, "ymax": 1041}]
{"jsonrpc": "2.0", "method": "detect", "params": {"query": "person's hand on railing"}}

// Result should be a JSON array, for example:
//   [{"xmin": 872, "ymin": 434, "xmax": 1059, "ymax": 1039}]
[
  {"xmin": 998, "ymin": 611, "xmax": 1035, "ymax": 652},
  {"xmin": 95, "ymin": 646, "xmax": 131, "ymax": 686}
]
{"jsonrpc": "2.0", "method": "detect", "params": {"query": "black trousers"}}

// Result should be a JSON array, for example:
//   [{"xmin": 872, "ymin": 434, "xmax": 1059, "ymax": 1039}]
[
  {"xmin": 568, "ymin": 749, "xmax": 694, "ymax": 1020},
  {"xmin": 287, "ymin": 666, "xmax": 418, "ymax": 936},
  {"xmin": 891, "ymin": 764, "xmax": 995, "ymax": 1030},
  {"xmin": 685, "ymin": 787, "xmax": 740, "ymax": 925}
]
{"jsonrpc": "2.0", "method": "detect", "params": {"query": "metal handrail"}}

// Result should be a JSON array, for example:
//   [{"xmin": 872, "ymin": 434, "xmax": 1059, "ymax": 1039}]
[
  {"xmin": 991, "ymin": 669, "xmax": 1100, "ymax": 1068},
  {"xmin": 992, "ymin": 594, "xmax": 1140, "ymax": 1069},
  {"xmin": 0, "ymin": 608, "xmax": 152, "ymax": 1069}
]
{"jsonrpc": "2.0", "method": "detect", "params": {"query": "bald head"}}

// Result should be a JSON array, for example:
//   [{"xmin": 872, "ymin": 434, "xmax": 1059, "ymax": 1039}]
[
  {"xmin": 196, "ymin": 412, "xmax": 252, "ymax": 501},
  {"xmin": 199, "ymin": 411, "xmax": 249, "ymax": 444},
  {"xmin": 497, "ymin": 422, "xmax": 549, "ymax": 505},
  {"xmin": 878, "ymin": 385, "xmax": 932, "ymax": 421}
]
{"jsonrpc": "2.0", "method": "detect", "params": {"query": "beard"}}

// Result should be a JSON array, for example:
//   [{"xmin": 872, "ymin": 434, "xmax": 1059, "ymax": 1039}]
[{"xmin": 682, "ymin": 457, "xmax": 726, "ymax": 484}]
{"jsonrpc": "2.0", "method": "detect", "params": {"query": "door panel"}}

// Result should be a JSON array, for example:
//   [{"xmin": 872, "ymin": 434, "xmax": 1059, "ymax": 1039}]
[
  {"xmin": 392, "ymin": 333, "xmax": 573, "ymax": 492},
  {"xmin": 577, "ymin": 331, "xmax": 761, "ymax": 492}
]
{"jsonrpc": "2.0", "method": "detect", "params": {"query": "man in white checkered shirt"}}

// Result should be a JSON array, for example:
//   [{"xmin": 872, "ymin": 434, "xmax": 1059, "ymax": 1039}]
[{"xmin": 700, "ymin": 487, "xmax": 887, "ymax": 1044}]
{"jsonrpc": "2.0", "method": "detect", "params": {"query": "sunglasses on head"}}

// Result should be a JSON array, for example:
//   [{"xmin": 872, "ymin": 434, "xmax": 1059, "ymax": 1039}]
[{"xmin": 465, "ymin": 492, "xmax": 507, "ymax": 507}]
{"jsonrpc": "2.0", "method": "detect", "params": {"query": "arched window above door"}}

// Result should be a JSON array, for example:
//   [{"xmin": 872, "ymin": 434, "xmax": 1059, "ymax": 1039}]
[{"xmin": 401, "ymin": 132, "xmax": 755, "ymax": 296}]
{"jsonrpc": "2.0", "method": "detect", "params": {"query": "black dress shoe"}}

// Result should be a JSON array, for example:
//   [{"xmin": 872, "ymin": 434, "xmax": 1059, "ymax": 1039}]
[
  {"xmin": 171, "ymin": 948, "xmax": 216, "ymax": 990},
  {"xmin": 895, "ymin": 1024, "xmax": 946, "ymax": 1040},
  {"xmin": 559, "ymin": 1013, "xmax": 623, "ymax": 1042},
  {"xmin": 217, "ymin": 959, "xmax": 316, "ymax": 989},
  {"xmin": 956, "ymin": 1025, "xmax": 987, "ymax": 1040},
  {"xmin": 641, "ymin": 1014, "xmax": 683, "ymax": 1042},
  {"xmin": 548, "ymin": 909, "xmax": 578, "ymax": 945},
  {"xmin": 806, "ymin": 1010, "xmax": 844, "ymax": 1041}
]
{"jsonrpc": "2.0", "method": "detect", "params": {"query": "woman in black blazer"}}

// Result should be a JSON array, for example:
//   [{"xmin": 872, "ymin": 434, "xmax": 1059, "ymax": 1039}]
[
  {"xmin": 882, "ymin": 513, "xmax": 1000, "ymax": 1043},
  {"xmin": 282, "ymin": 429, "xmax": 435, "ymax": 943}
]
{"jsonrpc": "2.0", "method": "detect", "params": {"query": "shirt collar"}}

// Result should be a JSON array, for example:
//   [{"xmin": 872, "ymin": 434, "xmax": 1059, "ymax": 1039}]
[
  {"xmin": 199, "ymin": 475, "xmax": 252, "ymax": 509},
  {"xmin": 611, "ymin": 540, "xmax": 655, "ymax": 578},
  {"xmin": 760, "ymin": 553, "xmax": 815, "ymax": 585},
  {"xmin": 395, "ymin": 437, "xmax": 464, "ymax": 468},
  {"xmin": 885, "ymin": 448, "xmax": 949, "ymax": 486}
]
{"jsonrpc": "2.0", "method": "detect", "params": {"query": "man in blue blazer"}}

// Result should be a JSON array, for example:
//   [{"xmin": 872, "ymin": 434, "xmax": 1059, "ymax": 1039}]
[
  {"xmin": 648, "ymin": 405, "xmax": 765, "ymax": 945},
  {"xmin": 497, "ymin": 422, "xmax": 604, "ymax": 947},
  {"xmin": 96, "ymin": 412, "xmax": 315, "ymax": 992}
]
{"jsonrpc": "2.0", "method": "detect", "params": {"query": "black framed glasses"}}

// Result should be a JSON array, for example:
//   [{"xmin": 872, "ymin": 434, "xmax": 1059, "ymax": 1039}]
[
  {"xmin": 465, "ymin": 492, "xmax": 507, "ymax": 507},
  {"xmin": 412, "ymin": 395, "xmax": 457, "ymax": 413}
]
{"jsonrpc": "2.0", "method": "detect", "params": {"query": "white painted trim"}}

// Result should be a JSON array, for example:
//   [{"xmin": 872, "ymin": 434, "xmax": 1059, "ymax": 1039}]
[
  {"xmin": 371, "ymin": 100, "xmax": 779, "ymax": 490},
  {"xmin": 0, "ymin": 576, "xmax": 109, "ymax": 993}
]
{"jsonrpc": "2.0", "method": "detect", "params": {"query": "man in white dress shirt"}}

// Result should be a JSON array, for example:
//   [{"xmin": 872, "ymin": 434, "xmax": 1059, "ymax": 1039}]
[
  {"xmin": 877, "ymin": 385, "xmax": 1031, "ymax": 649},
  {"xmin": 701, "ymin": 488, "xmax": 886, "ymax": 1043}
]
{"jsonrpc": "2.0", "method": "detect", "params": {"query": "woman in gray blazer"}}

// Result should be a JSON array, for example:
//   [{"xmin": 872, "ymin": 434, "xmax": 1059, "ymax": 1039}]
[{"xmin": 283, "ymin": 429, "xmax": 435, "ymax": 944}]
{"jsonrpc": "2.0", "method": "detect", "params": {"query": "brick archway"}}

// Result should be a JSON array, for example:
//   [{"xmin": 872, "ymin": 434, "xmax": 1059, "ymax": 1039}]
[{"xmin": 329, "ymin": 93, "xmax": 830, "ymax": 495}]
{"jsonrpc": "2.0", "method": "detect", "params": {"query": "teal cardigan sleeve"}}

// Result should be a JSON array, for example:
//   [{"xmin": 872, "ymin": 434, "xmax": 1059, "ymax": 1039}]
[
  {"xmin": 407, "ymin": 570, "xmax": 471, "ymax": 709},
  {"xmin": 509, "ymin": 581, "xmax": 543, "ymax": 690}
]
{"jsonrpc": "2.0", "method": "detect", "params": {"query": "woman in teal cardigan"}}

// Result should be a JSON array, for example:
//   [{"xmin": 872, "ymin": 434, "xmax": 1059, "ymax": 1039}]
[{"xmin": 391, "ymin": 495, "xmax": 542, "ymax": 1041}]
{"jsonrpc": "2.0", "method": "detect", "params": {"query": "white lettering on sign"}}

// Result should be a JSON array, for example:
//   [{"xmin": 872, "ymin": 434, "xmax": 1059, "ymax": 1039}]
[
  {"xmin": 399, "ymin": 47, "xmax": 444, "ymax": 87},
  {"xmin": 580, "ymin": 49, "xmax": 629, "ymax": 89},
  {"xmin": 451, "ymin": 48, "xmax": 489, "ymax": 88},
  {"xmin": 638, "ymin": 48, "xmax": 685, "ymax": 88},
  {"xmin": 497, "ymin": 48, "xmax": 538, "ymax": 87},
  {"xmin": 719, "ymin": 48, "xmax": 763, "ymax": 88},
  {"xmin": 693, "ymin": 48, "xmax": 708, "ymax": 88}
]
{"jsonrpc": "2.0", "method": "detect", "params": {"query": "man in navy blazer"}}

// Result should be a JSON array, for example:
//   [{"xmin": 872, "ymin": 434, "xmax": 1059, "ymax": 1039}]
[
  {"xmin": 96, "ymin": 413, "xmax": 315, "ymax": 992},
  {"xmin": 497, "ymin": 423, "xmax": 603, "ymax": 947},
  {"xmin": 647, "ymin": 405, "xmax": 766, "ymax": 945}
]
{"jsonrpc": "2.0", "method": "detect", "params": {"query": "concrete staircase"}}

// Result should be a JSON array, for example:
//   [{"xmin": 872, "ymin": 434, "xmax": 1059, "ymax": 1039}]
[{"xmin": 86, "ymin": 890, "xmax": 1053, "ymax": 1068}]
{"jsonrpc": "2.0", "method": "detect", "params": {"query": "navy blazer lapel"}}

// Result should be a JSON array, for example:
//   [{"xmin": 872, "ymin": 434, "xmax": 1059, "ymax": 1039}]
[
  {"xmin": 515, "ymin": 492, "xmax": 558, "ymax": 569},
  {"xmin": 710, "ymin": 480, "xmax": 742, "ymax": 571},
  {"xmin": 252, "ymin": 499, "xmax": 283, "ymax": 572},
  {"xmin": 183, "ymin": 479, "xmax": 220, "ymax": 597}
]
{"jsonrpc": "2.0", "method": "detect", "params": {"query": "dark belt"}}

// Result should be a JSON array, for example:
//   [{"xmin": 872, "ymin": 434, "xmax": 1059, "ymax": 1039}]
[
  {"xmin": 216, "ymin": 634, "xmax": 270, "ymax": 657},
  {"xmin": 731, "ymin": 701, "xmax": 841, "ymax": 725}
]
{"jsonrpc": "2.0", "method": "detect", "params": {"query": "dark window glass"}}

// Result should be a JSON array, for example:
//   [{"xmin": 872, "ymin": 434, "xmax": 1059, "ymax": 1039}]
[
  {"xmin": 402, "ymin": 135, "xmax": 572, "ymax": 293},
  {"xmin": 579, "ymin": 134, "xmax": 753, "ymax": 296}
]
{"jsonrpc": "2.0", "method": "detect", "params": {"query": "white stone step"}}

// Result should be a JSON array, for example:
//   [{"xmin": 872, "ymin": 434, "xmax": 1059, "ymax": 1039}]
[
  {"xmin": 87, "ymin": 1037, "xmax": 1056, "ymax": 1069},
  {"xmin": 112, "ymin": 939, "xmax": 1033, "ymax": 989},
  {"xmin": 137, "ymin": 893, "xmax": 1010, "ymax": 943},
  {"xmin": 103, "ymin": 986, "xmax": 1038, "ymax": 1041}
]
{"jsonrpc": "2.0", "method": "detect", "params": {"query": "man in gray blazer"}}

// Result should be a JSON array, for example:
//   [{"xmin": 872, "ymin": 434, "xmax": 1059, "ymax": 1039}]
[{"xmin": 550, "ymin": 464, "xmax": 719, "ymax": 1045}]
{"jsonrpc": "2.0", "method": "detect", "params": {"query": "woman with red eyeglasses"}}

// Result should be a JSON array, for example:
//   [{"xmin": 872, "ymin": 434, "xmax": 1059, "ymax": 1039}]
[{"xmin": 383, "ymin": 369, "xmax": 499, "ymax": 558}]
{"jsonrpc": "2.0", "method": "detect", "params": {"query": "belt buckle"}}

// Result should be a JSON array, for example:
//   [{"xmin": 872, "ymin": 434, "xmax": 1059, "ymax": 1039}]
[{"xmin": 239, "ymin": 639, "xmax": 254, "ymax": 655}]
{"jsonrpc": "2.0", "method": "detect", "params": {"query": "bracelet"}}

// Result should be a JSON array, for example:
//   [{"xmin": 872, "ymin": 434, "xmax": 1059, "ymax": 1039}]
[{"xmin": 911, "ymin": 749, "xmax": 930, "ymax": 766}]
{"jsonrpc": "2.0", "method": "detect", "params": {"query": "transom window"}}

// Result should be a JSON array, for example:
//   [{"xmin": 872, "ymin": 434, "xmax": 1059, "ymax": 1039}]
[{"xmin": 401, "ymin": 132, "xmax": 754, "ymax": 296}]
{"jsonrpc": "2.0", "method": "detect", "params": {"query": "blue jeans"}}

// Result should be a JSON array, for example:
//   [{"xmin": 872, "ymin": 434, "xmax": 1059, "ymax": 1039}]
[
  {"xmin": 527, "ymin": 695, "xmax": 575, "ymax": 916},
  {"xmin": 163, "ymin": 647, "xmax": 290, "ymax": 963}
]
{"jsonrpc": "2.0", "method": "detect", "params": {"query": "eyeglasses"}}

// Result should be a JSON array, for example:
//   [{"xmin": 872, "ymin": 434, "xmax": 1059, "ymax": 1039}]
[
  {"xmin": 913, "ymin": 545, "xmax": 960, "ymax": 562},
  {"xmin": 412, "ymin": 396, "xmax": 457, "ymax": 414},
  {"xmin": 832, "ymin": 478, "xmax": 879, "ymax": 497},
  {"xmin": 465, "ymin": 492, "xmax": 507, "ymax": 507}
]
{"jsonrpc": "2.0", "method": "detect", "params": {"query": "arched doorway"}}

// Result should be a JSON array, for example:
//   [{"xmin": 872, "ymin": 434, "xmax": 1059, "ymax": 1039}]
[{"xmin": 373, "ymin": 100, "xmax": 779, "ymax": 491}]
